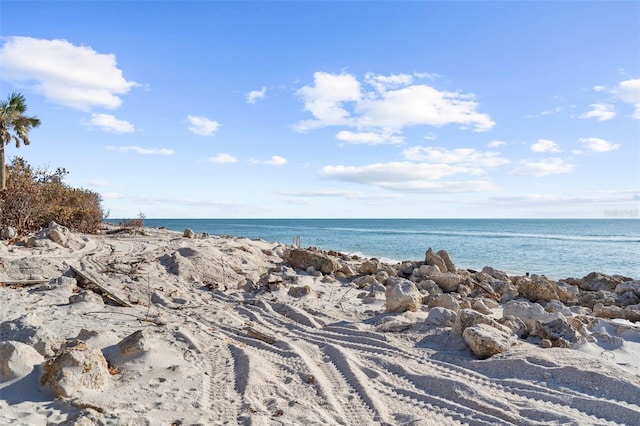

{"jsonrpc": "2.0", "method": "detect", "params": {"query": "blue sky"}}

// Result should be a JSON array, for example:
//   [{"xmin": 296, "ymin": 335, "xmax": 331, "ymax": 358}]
[{"xmin": 1, "ymin": 1, "xmax": 639, "ymax": 219}]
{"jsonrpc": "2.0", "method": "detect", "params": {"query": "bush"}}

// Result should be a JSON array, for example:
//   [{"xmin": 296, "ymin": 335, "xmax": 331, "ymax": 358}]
[{"xmin": 0, "ymin": 157, "xmax": 106, "ymax": 234}]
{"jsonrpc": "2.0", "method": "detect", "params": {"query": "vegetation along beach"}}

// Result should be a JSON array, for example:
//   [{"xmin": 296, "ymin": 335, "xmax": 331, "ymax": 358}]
[{"xmin": 1, "ymin": 1, "xmax": 639, "ymax": 425}]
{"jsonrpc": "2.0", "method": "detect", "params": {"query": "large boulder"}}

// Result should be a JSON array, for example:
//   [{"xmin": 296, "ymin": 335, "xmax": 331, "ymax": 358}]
[
  {"xmin": 502, "ymin": 300, "xmax": 562, "ymax": 332},
  {"xmin": 385, "ymin": 277, "xmax": 422, "ymax": 313},
  {"xmin": 287, "ymin": 248, "xmax": 341, "ymax": 275},
  {"xmin": 425, "ymin": 248, "xmax": 447, "ymax": 274},
  {"xmin": 593, "ymin": 303, "xmax": 640, "ymax": 322},
  {"xmin": 576, "ymin": 272, "xmax": 629, "ymax": 292},
  {"xmin": 481, "ymin": 266, "xmax": 510, "ymax": 282},
  {"xmin": 40, "ymin": 340, "xmax": 110, "ymax": 398},
  {"xmin": 0, "ymin": 341, "xmax": 44, "ymax": 382},
  {"xmin": 487, "ymin": 280, "xmax": 519, "ymax": 302},
  {"xmin": 463, "ymin": 324, "xmax": 511, "ymax": 359},
  {"xmin": 427, "ymin": 293, "xmax": 460, "ymax": 312},
  {"xmin": 534, "ymin": 317, "xmax": 579, "ymax": 348}
]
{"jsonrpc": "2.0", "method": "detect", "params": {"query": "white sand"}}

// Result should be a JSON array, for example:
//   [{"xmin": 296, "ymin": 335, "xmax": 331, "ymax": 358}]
[{"xmin": 1, "ymin": 226, "xmax": 639, "ymax": 425}]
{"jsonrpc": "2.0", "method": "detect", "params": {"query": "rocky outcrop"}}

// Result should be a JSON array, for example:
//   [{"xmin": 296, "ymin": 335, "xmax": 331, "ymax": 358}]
[
  {"xmin": 425, "ymin": 248, "xmax": 448, "ymax": 274},
  {"xmin": 385, "ymin": 277, "xmax": 422, "ymax": 313},
  {"xmin": 40, "ymin": 340, "xmax": 110, "ymax": 398}
]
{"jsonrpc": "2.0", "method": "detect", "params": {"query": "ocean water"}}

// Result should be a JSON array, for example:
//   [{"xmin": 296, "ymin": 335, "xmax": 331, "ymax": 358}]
[{"xmin": 114, "ymin": 219, "xmax": 640, "ymax": 280}]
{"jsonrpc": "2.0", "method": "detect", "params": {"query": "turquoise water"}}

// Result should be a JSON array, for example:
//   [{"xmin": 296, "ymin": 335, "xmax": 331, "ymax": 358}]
[{"xmin": 111, "ymin": 219, "xmax": 640, "ymax": 279}]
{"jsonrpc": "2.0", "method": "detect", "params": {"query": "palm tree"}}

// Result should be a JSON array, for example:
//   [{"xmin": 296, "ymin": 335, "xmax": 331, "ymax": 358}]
[{"xmin": 0, "ymin": 92, "xmax": 41, "ymax": 190}]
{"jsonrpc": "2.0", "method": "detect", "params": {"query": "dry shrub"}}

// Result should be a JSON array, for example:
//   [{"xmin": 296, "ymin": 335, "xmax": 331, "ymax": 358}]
[{"xmin": 0, "ymin": 157, "xmax": 106, "ymax": 234}]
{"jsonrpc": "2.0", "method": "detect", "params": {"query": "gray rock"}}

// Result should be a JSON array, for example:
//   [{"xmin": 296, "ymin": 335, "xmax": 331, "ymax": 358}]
[
  {"xmin": 514, "ymin": 275, "xmax": 559, "ymax": 302},
  {"xmin": 431, "ymin": 273, "xmax": 461, "ymax": 293},
  {"xmin": 117, "ymin": 328, "xmax": 157, "ymax": 360},
  {"xmin": 579, "ymin": 272, "xmax": 628, "ymax": 292},
  {"xmin": 182, "ymin": 228, "xmax": 196, "ymax": 238},
  {"xmin": 497, "ymin": 316, "xmax": 528, "ymax": 338},
  {"xmin": 427, "ymin": 293, "xmax": 460, "ymax": 312},
  {"xmin": 287, "ymin": 248, "xmax": 341, "ymax": 275},
  {"xmin": 534, "ymin": 317, "xmax": 579, "ymax": 348},
  {"xmin": 452, "ymin": 309, "xmax": 510, "ymax": 336},
  {"xmin": 502, "ymin": 300, "xmax": 563, "ymax": 333},
  {"xmin": 436, "ymin": 249, "xmax": 456, "ymax": 273},
  {"xmin": 481, "ymin": 266, "xmax": 510, "ymax": 282},
  {"xmin": 0, "ymin": 226, "xmax": 17, "ymax": 240},
  {"xmin": 288, "ymin": 285, "xmax": 314, "ymax": 298}
]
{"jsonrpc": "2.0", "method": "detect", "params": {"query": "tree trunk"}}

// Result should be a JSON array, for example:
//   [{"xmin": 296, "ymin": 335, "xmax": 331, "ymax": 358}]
[{"xmin": 0, "ymin": 144, "xmax": 5, "ymax": 190}]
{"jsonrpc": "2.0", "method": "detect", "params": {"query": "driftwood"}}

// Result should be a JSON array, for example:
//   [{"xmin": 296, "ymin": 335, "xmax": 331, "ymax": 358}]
[
  {"xmin": 70, "ymin": 265, "xmax": 131, "ymax": 307},
  {"xmin": 0, "ymin": 279, "xmax": 49, "ymax": 287},
  {"xmin": 247, "ymin": 327, "xmax": 277, "ymax": 344}
]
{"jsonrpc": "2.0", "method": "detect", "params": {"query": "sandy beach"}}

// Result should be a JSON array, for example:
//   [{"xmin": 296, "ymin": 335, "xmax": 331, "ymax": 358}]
[{"xmin": 1, "ymin": 223, "xmax": 639, "ymax": 425}]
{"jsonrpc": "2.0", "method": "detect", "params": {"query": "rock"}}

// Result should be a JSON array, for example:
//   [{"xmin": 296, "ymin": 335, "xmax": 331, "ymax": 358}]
[
  {"xmin": 182, "ymin": 228, "xmax": 196, "ymax": 238},
  {"xmin": 502, "ymin": 300, "xmax": 562, "ymax": 333},
  {"xmin": 0, "ymin": 313, "xmax": 64, "ymax": 357},
  {"xmin": 410, "ymin": 264, "xmax": 441, "ymax": 281},
  {"xmin": 431, "ymin": 273, "xmax": 461, "ymax": 293},
  {"xmin": 593, "ymin": 303, "xmax": 640, "ymax": 322},
  {"xmin": 375, "ymin": 316, "xmax": 415, "ymax": 332},
  {"xmin": 452, "ymin": 309, "xmax": 510, "ymax": 336},
  {"xmin": 0, "ymin": 226, "xmax": 17, "ymax": 240},
  {"xmin": 361, "ymin": 259, "xmax": 382, "ymax": 275},
  {"xmin": 540, "ymin": 339, "xmax": 553, "ymax": 348},
  {"xmin": 417, "ymin": 279, "xmax": 442, "ymax": 295},
  {"xmin": 287, "ymin": 248, "xmax": 341, "ymax": 275},
  {"xmin": 375, "ymin": 271, "xmax": 390, "ymax": 283},
  {"xmin": 462, "ymin": 324, "xmax": 511, "ymax": 359},
  {"xmin": 436, "ymin": 250, "xmax": 456, "ymax": 273},
  {"xmin": 555, "ymin": 281, "xmax": 580, "ymax": 304},
  {"xmin": 427, "ymin": 293, "xmax": 460, "ymax": 312},
  {"xmin": 490, "ymin": 280, "xmax": 520, "ymax": 303},
  {"xmin": 44, "ymin": 222, "xmax": 85, "ymax": 250},
  {"xmin": 425, "ymin": 307, "xmax": 457, "ymax": 327},
  {"xmin": 353, "ymin": 275, "xmax": 378, "ymax": 289},
  {"xmin": 40, "ymin": 340, "xmax": 110, "ymax": 398},
  {"xmin": 544, "ymin": 299, "xmax": 572, "ymax": 316},
  {"xmin": 514, "ymin": 275, "xmax": 559, "ymax": 302},
  {"xmin": 579, "ymin": 272, "xmax": 628, "ymax": 292},
  {"xmin": 289, "ymin": 285, "xmax": 314, "ymax": 298},
  {"xmin": 0, "ymin": 341, "xmax": 45, "ymax": 382},
  {"xmin": 534, "ymin": 318, "xmax": 578, "ymax": 347},
  {"xmin": 497, "ymin": 316, "xmax": 528, "ymax": 338},
  {"xmin": 385, "ymin": 277, "xmax": 422, "ymax": 313},
  {"xmin": 117, "ymin": 328, "xmax": 157, "ymax": 360},
  {"xmin": 340, "ymin": 264, "xmax": 356, "ymax": 277},
  {"xmin": 578, "ymin": 290, "xmax": 616, "ymax": 309},
  {"xmin": 472, "ymin": 299, "xmax": 493, "ymax": 315},
  {"xmin": 481, "ymin": 266, "xmax": 510, "ymax": 282},
  {"xmin": 425, "ymin": 248, "xmax": 447, "ymax": 273},
  {"xmin": 615, "ymin": 280, "xmax": 640, "ymax": 296}
]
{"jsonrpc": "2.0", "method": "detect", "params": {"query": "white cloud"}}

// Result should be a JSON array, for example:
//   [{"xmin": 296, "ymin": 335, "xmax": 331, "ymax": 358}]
[
  {"xmin": 294, "ymin": 71, "xmax": 494, "ymax": 136},
  {"xmin": 613, "ymin": 79, "xmax": 640, "ymax": 119},
  {"xmin": 577, "ymin": 137, "xmax": 620, "ymax": 153},
  {"xmin": 295, "ymin": 72, "xmax": 361, "ymax": 131},
  {"xmin": 0, "ymin": 36, "xmax": 137, "ymax": 110},
  {"xmin": 488, "ymin": 140, "xmax": 506, "ymax": 148},
  {"xmin": 530, "ymin": 139, "xmax": 560, "ymax": 153},
  {"xmin": 88, "ymin": 179, "xmax": 111, "ymax": 187},
  {"xmin": 510, "ymin": 158, "xmax": 574, "ymax": 177},
  {"xmin": 246, "ymin": 86, "xmax": 266, "ymax": 104},
  {"xmin": 319, "ymin": 161, "xmax": 499, "ymax": 193},
  {"xmin": 253, "ymin": 155, "xmax": 288, "ymax": 166},
  {"xmin": 579, "ymin": 103, "xmax": 616, "ymax": 121},
  {"xmin": 480, "ymin": 189, "xmax": 640, "ymax": 207},
  {"xmin": 90, "ymin": 113, "xmax": 135, "ymax": 133},
  {"xmin": 187, "ymin": 115, "xmax": 220, "ymax": 136},
  {"xmin": 592, "ymin": 85, "xmax": 607, "ymax": 92},
  {"xmin": 105, "ymin": 145, "xmax": 174, "ymax": 155},
  {"xmin": 336, "ymin": 130, "xmax": 403, "ymax": 145},
  {"xmin": 207, "ymin": 153, "xmax": 237, "ymax": 164},
  {"xmin": 402, "ymin": 146, "xmax": 509, "ymax": 168}
]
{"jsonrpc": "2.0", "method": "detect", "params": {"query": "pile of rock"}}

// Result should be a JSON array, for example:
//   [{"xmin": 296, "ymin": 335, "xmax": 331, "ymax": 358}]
[{"xmin": 282, "ymin": 246, "xmax": 639, "ymax": 359}]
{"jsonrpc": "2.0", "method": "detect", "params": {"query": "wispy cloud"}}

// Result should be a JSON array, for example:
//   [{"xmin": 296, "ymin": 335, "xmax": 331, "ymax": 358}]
[
  {"xmin": 579, "ymin": 103, "xmax": 616, "ymax": 121},
  {"xmin": 319, "ymin": 161, "xmax": 499, "ymax": 193},
  {"xmin": 0, "ymin": 36, "xmax": 137, "ymax": 110},
  {"xmin": 530, "ymin": 139, "xmax": 560, "ymax": 153},
  {"xmin": 207, "ymin": 153, "xmax": 238, "ymax": 164},
  {"xmin": 278, "ymin": 189, "xmax": 401, "ymax": 200},
  {"xmin": 402, "ymin": 146, "xmax": 510, "ymax": 168},
  {"xmin": 246, "ymin": 86, "xmax": 266, "ymax": 104},
  {"xmin": 105, "ymin": 145, "xmax": 174, "ymax": 155},
  {"xmin": 187, "ymin": 115, "xmax": 220, "ymax": 136},
  {"xmin": 488, "ymin": 140, "xmax": 506, "ymax": 148},
  {"xmin": 576, "ymin": 137, "xmax": 620, "ymax": 153},
  {"xmin": 510, "ymin": 158, "xmax": 574, "ymax": 177},
  {"xmin": 90, "ymin": 113, "xmax": 135, "ymax": 133},
  {"xmin": 252, "ymin": 155, "xmax": 288, "ymax": 166},
  {"xmin": 88, "ymin": 179, "xmax": 112, "ymax": 187},
  {"xmin": 336, "ymin": 130, "xmax": 403, "ymax": 145},
  {"xmin": 294, "ymin": 71, "xmax": 495, "ymax": 142}
]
